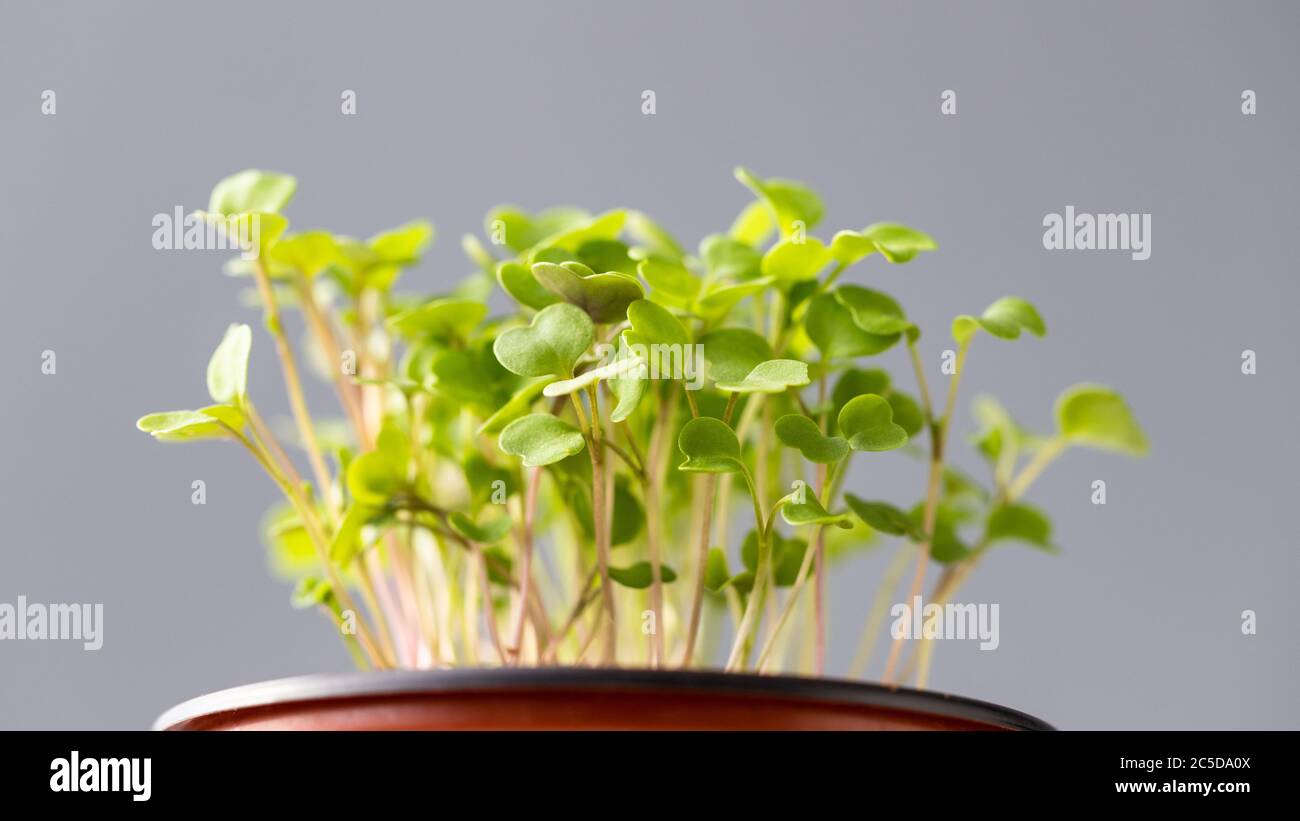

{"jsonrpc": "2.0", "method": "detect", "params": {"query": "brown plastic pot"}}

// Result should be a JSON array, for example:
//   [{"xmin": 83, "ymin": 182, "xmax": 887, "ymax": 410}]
[{"xmin": 155, "ymin": 669, "xmax": 1053, "ymax": 730}]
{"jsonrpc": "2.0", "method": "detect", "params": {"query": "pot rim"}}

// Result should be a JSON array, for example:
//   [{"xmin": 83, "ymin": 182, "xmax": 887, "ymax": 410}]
[{"xmin": 155, "ymin": 668, "xmax": 1054, "ymax": 730}]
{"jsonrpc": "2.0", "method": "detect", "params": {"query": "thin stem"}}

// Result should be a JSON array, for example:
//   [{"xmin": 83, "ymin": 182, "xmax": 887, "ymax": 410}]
[
  {"xmin": 472, "ymin": 541, "xmax": 508, "ymax": 665},
  {"xmin": 906, "ymin": 336, "xmax": 935, "ymax": 422},
  {"xmin": 293, "ymin": 272, "xmax": 369, "ymax": 447},
  {"xmin": 250, "ymin": 258, "xmax": 334, "ymax": 512},
  {"xmin": 912, "ymin": 435, "xmax": 1067, "ymax": 687},
  {"xmin": 508, "ymin": 466, "xmax": 542, "ymax": 663},
  {"xmin": 581, "ymin": 389, "xmax": 617, "ymax": 664},
  {"xmin": 725, "ymin": 471, "xmax": 770, "ymax": 671},
  {"xmin": 883, "ymin": 340, "xmax": 969, "ymax": 685},
  {"xmin": 812, "ymin": 369, "xmax": 829, "ymax": 673},
  {"xmin": 617, "ymin": 421, "xmax": 645, "ymax": 471},
  {"xmin": 755, "ymin": 519, "xmax": 818, "ymax": 671},
  {"xmin": 244, "ymin": 402, "xmax": 307, "ymax": 498},
  {"xmin": 227, "ymin": 425, "xmax": 384, "ymax": 667},
  {"xmin": 1008, "ymin": 437, "xmax": 1067, "ymax": 500},
  {"xmin": 354, "ymin": 557, "xmax": 399, "ymax": 667},
  {"xmin": 684, "ymin": 387, "xmax": 700, "ymax": 419},
  {"xmin": 679, "ymin": 473, "xmax": 717, "ymax": 667},
  {"xmin": 848, "ymin": 542, "xmax": 915, "ymax": 678},
  {"xmin": 642, "ymin": 385, "xmax": 674, "ymax": 667},
  {"xmin": 543, "ymin": 569, "xmax": 599, "ymax": 663},
  {"xmin": 912, "ymin": 540, "xmax": 990, "ymax": 688},
  {"xmin": 600, "ymin": 439, "xmax": 645, "ymax": 479}
]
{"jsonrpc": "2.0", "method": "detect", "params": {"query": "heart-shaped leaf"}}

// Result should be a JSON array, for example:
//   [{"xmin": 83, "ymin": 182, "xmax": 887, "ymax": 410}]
[
  {"xmin": 774, "ymin": 414, "xmax": 849, "ymax": 463},
  {"xmin": 952, "ymin": 296, "xmax": 1046, "ymax": 345},
  {"xmin": 780, "ymin": 492, "xmax": 853, "ymax": 529},
  {"xmin": 806, "ymin": 293, "xmax": 900, "ymax": 359},
  {"xmin": 577, "ymin": 239, "xmax": 636, "ymax": 277},
  {"xmin": 715, "ymin": 359, "xmax": 810, "ymax": 394},
  {"xmin": 484, "ymin": 205, "xmax": 588, "ymax": 253},
  {"xmin": 207, "ymin": 323, "xmax": 252, "ymax": 405},
  {"xmin": 369, "ymin": 221, "xmax": 435, "ymax": 264},
  {"xmin": 498, "ymin": 413, "xmax": 587, "ymax": 467},
  {"xmin": 387, "ymin": 298, "xmax": 487, "ymax": 341},
  {"xmin": 701, "ymin": 234, "xmax": 762, "ymax": 281},
  {"xmin": 985, "ymin": 503, "xmax": 1057, "ymax": 552},
  {"xmin": 863, "ymin": 223, "xmax": 937, "ymax": 263},
  {"xmin": 837, "ymin": 394, "xmax": 908, "ymax": 451},
  {"xmin": 195, "ymin": 211, "xmax": 289, "ymax": 260},
  {"xmin": 734, "ymin": 167, "xmax": 824, "ymax": 237},
  {"xmin": 623, "ymin": 298, "xmax": 690, "ymax": 380},
  {"xmin": 626, "ymin": 210, "xmax": 685, "ymax": 261},
  {"xmin": 729, "ymin": 199, "xmax": 776, "ymax": 247},
  {"xmin": 677, "ymin": 417, "xmax": 745, "ymax": 474},
  {"xmin": 363, "ymin": 220, "xmax": 435, "ymax": 290},
  {"xmin": 531, "ymin": 261, "xmax": 644, "ymax": 323},
  {"xmin": 136, "ymin": 409, "xmax": 236, "ymax": 442},
  {"xmin": 1054, "ymin": 384, "xmax": 1147, "ymax": 456},
  {"xmin": 492, "ymin": 303, "xmax": 594, "ymax": 377},
  {"xmin": 625, "ymin": 298, "xmax": 690, "ymax": 349},
  {"xmin": 534, "ymin": 209, "xmax": 625, "ymax": 253},
  {"xmin": 208, "ymin": 169, "xmax": 297, "ymax": 215},
  {"xmin": 834, "ymin": 285, "xmax": 913, "ymax": 336},
  {"xmin": 699, "ymin": 328, "xmax": 773, "ymax": 385},
  {"xmin": 269, "ymin": 230, "xmax": 342, "ymax": 278},
  {"xmin": 832, "ymin": 368, "xmax": 891, "ymax": 416},
  {"xmin": 196, "ymin": 403, "xmax": 246, "ymax": 430},
  {"xmin": 832, "ymin": 223, "xmax": 936, "ymax": 265},
  {"xmin": 760, "ymin": 237, "xmax": 831, "ymax": 283},
  {"xmin": 449, "ymin": 511, "xmax": 514, "ymax": 544},
  {"xmin": 497, "ymin": 261, "xmax": 560, "ymax": 310},
  {"xmin": 696, "ymin": 277, "xmax": 773, "ymax": 318},
  {"xmin": 608, "ymin": 562, "xmax": 679, "ymax": 589},
  {"xmin": 637, "ymin": 258, "xmax": 701, "ymax": 309},
  {"xmin": 886, "ymin": 391, "xmax": 925, "ymax": 438},
  {"xmin": 844, "ymin": 495, "xmax": 925, "ymax": 541},
  {"xmin": 829, "ymin": 230, "xmax": 878, "ymax": 266}
]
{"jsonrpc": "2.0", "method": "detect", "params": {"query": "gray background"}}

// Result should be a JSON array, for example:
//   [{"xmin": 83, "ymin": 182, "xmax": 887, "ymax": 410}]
[{"xmin": 1, "ymin": 0, "xmax": 1295, "ymax": 729}]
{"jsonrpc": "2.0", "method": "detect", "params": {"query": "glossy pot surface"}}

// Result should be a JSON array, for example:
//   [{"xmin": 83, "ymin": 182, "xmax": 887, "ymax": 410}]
[{"xmin": 156, "ymin": 669, "xmax": 1054, "ymax": 731}]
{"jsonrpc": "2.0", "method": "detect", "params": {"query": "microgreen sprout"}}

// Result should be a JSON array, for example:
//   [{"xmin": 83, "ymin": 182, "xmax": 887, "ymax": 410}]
[{"xmin": 138, "ymin": 167, "xmax": 1145, "ymax": 684}]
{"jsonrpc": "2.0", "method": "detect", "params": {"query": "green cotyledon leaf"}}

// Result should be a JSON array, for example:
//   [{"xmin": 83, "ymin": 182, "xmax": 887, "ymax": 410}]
[
  {"xmin": 677, "ymin": 417, "xmax": 745, "ymax": 474},
  {"xmin": 492, "ymin": 303, "xmax": 594, "ymax": 378},
  {"xmin": 1054, "ymin": 383, "xmax": 1147, "ymax": 456},
  {"xmin": 498, "ymin": 413, "xmax": 586, "ymax": 467},
  {"xmin": 837, "ymin": 394, "xmax": 908, "ymax": 452},
  {"xmin": 531, "ymin": 261, "xmax": 644, "ymax": 324}
]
